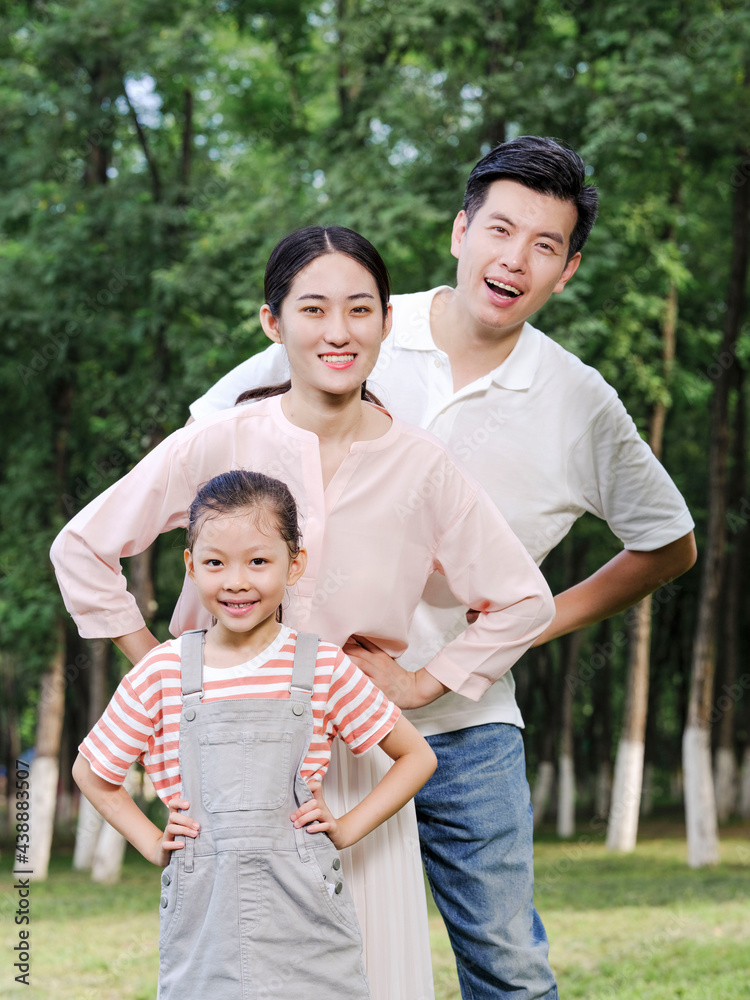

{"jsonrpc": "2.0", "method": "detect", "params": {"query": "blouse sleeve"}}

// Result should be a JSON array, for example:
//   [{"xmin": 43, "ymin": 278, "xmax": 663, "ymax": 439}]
[
  {"xmin": 50, "ymin": 427, "xmax": 198, "ymax": 639},
  {"xmin": 423, "ymin": 481, "xmax": 556, "ymax": 702}
]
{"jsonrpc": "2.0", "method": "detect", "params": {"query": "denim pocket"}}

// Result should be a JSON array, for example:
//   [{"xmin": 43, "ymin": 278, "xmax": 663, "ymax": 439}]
[{"xmin": 199, "ymin": 732, "xmax": 292, "ymax": 812}]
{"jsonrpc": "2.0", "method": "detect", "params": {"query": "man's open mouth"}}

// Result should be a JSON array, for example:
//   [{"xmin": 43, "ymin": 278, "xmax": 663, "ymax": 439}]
[{"xmin": 485, "ymin": 278, "xmax": 522, "ymax": 299}]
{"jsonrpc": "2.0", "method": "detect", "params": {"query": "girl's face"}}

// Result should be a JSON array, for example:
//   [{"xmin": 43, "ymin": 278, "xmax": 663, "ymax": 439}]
[
  {"xmin": 184, "ymin": 509, "xmax": 306, "ymax": 646},
  {"xmin": 260, "ymin": 252, "xmax": 392, "ymax": 399}
]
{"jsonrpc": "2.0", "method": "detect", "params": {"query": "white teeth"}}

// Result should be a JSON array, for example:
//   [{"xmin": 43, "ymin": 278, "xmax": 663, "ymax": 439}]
[
  {"xmin": 486, "ymin": 279, "xmax": 521, "ymax": 296},
  {"xmin": 321, "ymin": 354, "xmax": 355, "ymax": 362}
]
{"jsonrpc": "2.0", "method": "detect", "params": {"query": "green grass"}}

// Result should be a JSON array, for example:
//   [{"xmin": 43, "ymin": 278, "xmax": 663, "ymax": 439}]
[{"xmin": 3, "ymin": 822, "xmax": 749, "ymax": 999}]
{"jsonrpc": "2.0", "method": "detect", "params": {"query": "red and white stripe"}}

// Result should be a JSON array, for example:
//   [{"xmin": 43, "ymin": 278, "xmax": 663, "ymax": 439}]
[{"xmin": 80, "ymin": 627, "xmax": 399, "ymax": 805}]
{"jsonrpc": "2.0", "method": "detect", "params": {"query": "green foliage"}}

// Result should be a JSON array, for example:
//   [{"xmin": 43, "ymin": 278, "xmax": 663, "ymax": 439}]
[{"xmin": 1, "ymin": 0, "xmax": 748, "ymax": 779}]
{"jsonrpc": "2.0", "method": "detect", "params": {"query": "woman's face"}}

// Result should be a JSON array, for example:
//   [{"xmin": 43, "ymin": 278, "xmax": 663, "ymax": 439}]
[{"xmin": 260, "ymin": 252, "xmax": 391, "ymax": 399}]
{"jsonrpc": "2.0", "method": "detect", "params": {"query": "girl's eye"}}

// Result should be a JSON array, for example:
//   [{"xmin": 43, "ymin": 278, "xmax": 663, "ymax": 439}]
[
  {"xmin": 302, "ymin": 305, "xmax": 322, "ymax": 314},
  {"xmin": 206, "ymin": 559, "xmax": 222, "ymax": 567},
  {"xmin": 250, "ymin": 558, "xmax": 266, "ymax": 566},
  {"xmin": 351, "ymin": 306, "xmax": 371, "ymax": 314}
]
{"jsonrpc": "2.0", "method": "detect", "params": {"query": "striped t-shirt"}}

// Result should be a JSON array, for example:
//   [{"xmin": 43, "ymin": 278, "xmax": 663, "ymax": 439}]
[{"xmin": 80, "ymin": 625, "xmax": 400, "ymax": 805}]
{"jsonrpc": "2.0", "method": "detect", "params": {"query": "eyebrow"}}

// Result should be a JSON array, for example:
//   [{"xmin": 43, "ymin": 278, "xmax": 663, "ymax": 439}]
[
  {"xmin": 294, "ymin": 292, "xmax": 376, "ymax": 302},
  {"xmin": 488, "ymin": 213, "xmax": 565, "ymax": 247}
]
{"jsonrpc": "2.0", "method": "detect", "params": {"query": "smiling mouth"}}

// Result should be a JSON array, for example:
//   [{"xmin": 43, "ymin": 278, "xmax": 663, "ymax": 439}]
[
  {"xmin": 220, "ymin": 600, "xmax": 258, "ymax": 609},
  {"xmin": 320, "ymin": 353, "xmax": 356, "ymax": 366},
  {"xmin": 485, "ymin": 278, "xmax": 522, "ymax": 299}
]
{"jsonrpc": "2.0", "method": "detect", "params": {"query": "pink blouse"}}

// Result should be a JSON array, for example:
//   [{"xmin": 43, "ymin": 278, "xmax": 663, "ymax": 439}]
[{"xmin": 51, "ymin": 395, "xmax": 554, "ymax": 701}]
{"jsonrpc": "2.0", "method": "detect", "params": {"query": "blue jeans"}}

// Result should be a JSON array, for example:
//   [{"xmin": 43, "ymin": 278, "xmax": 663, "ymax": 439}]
[{"xmin": 415, "ymin": 724, "xmax": 558, "ymax": 1000}]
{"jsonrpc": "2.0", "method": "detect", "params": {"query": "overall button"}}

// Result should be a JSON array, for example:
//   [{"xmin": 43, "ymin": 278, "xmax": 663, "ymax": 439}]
[
  {"xmin": 334, "ymin": 880, "xmax": 344, "ymax": 895},
  {"xmin": 162, "ymin": 872, "xmax": 172, "ymax": 886},
  {"xmin": 331, "ymin": 858, "xmax": 341, "ymax": 871},
  {"xmin": 185, "ymin": 709, "xmax": 196, "ymax": 722},
  {"xmin": 292, "ymin": 703, "xmax": 304, "ymax": 716},
  {"xmin": 160, "ymin": 896, "xmax": 169, "ymax": 908}
]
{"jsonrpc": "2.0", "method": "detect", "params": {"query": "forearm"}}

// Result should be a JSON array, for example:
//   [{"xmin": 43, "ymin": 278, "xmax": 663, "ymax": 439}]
[
  {"xmin": 335, "ymin": 718, "xmax": 436, "ymax": 847},
  {"xmin": 113, "ymin": 626, "xmax": 161, "ymax": 665},
  {"xmin": 534, "ymin": 531, "xmax": 697, "ymax": 645},
  {"xmin": 72, "ymin": 754, "xmax": 163, "ymax": 864}
]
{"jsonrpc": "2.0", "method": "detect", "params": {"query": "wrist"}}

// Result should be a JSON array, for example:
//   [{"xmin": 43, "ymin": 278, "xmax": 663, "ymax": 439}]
[{"xmin": 412, "ymin": 669, "xmax": 449, "ymax": 709}]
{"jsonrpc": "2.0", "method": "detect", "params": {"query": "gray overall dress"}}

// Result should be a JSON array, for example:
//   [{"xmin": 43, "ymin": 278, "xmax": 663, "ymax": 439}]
[{"xmin": 157, "ymin": 629, "xmax": 371, "ymax": 999}]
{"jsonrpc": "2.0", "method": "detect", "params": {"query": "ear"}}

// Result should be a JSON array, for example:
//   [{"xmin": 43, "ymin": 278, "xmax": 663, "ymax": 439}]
[
  {"xmin": 286, "ymin": 548, "xmax": 308, "ymax": 587},
  {"xmin": 184, "ymin": 549, "xmax": 195, "ymax": 580},
  {"xmin": 553, "ymin": 251, "xmax": 581, "ymax": 294},
  {"xmin": 381, "ymin": 301, "xmax": 393, "ymax": 342},
  {"xmin": 450, "ymin": 210, "xmax": 469, "ymax": 261},
  {"xmin": 260, "ymin": 303, "xmax": 283, "ymax": 345}
]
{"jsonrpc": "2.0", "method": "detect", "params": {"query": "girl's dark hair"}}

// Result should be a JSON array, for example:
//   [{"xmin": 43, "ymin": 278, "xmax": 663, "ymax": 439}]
[
  {"xmin": 187, "ymin": 470, "xmax": 301, "ymax": 622},
  {"xmin": 237, "ymin": 226, "xmax": 389, "ymax": 407}
]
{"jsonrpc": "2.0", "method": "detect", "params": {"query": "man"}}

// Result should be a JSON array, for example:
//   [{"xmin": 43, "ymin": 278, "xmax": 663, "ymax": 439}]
[{"xmin": 190, "ymin": 136, "xmax": 696, "ymax": 999}]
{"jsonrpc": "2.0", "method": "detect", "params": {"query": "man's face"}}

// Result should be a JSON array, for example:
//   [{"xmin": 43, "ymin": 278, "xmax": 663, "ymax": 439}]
[{"xmin": 451, "ymin": 178, "xmax": 581, "ymax": 338}]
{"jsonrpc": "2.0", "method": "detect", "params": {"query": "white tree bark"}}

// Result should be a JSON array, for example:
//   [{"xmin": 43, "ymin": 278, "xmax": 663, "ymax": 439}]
[
  {"xmin": 91, "ymin": 767, "xmax": 140, "ymax": 884},
  {"xmin": 72, "ymin": 794, "xmax": 104, "ymax": 871},
  {"xmin": 28, "ymin": 756, "xmax": 59, "ymax": 880},
  {"xmin": 683, "ymin": 726, "xmax": 719, "ymax": 867},
  {"xmin": 557, "ymin": 754, "xmax": 575, "ymax": 838},
  {"xmin": 738, "ymin": 745, "xmax": 750, "ymax": 819},
  {"xmin": 606, "ymin": 739, "xmax": 645, "ymax": 852},
  {"xmin": 714, "ymin": 746, "xmax": 738, "ymax": 823},
  {"xmin": 532, "ymin": 761, "xmax": 555, "ymax": 828}
]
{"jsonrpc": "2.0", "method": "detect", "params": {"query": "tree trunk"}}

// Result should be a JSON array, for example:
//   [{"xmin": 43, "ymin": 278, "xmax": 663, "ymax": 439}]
[
  {"xmin": 531, "ymin": 646, "xmax": 556, "ymax": 827},
  {"xmin": 714, "ymin": 365, "xmax": 744, "ymax": 823},
  {"xmin": 3, "ymin": 654, "xmax": 22, "ymax": 836},
  {"xmin": 592, "ymin": 620, "xmax": 613, "ymax": 820},
  {"xmin": 28, "ymin": 623, "xmax": 66, "ymax": 880},
  {"xmin": 739, "ymin": 745, "xmax": 750, "ymax": 819},
  {"xmin": 557, "ymin": 629, "xmax": 583, "ymax": 838},
  {"xmin": 73, "ymin": 637, "xmax": 110, "ymax": 870},
  {"xmin": 607, "ymin": 278, "xmax": 677, "ymax": 851},
  {"xmin": 684, "ymin": 145, "xmax": 750, "ymax": 867}
]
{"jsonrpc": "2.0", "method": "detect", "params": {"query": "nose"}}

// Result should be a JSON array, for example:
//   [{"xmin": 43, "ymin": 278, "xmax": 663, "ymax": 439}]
[
  {"xmin": 498, "ymin": 237, "xmax": 527, "ymax": 273},
  {"xmin": 224, "ymin": 568, "xmax": 251, "ymax": 591},
  {"xmin": 323, "ymin": 312, "xmax": 351, "ymax": 347}
]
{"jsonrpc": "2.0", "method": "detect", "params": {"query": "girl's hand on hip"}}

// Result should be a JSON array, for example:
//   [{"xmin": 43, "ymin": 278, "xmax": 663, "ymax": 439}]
[
  {"xmin": 153, "ymin": 796, "xmax": 200, "ymax": 867},
  {"xmin": 291, "ymin": 782, "xmax": 346, "ymax": 848}
]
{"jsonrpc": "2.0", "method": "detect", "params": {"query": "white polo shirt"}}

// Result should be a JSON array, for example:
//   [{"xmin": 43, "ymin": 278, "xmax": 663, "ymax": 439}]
[{"xmin": 191, "ymin": 286, "xmax": 694, "ymax": 736}]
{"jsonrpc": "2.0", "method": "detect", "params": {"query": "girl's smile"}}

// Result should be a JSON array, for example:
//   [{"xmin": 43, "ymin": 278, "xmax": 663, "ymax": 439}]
[{"xmin": 185, "ymin": 510, "xmax": 306, "ymax": 660}]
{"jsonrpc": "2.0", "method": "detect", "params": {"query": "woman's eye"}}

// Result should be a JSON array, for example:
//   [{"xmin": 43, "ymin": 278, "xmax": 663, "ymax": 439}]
[
  {"xmin": 351, "ymin": 306, "xmax": 371, "ymax": 314},
  {"xmin": 251, "ymin": 558, "xmax": 266, "ymax": 566},
  {"xmin": 206, "ymin": 559, "xmax": 222, "ymax": 567},
  {"xmin": 302, "ymin": 305, "xmax": 322, "ymax": 314}
]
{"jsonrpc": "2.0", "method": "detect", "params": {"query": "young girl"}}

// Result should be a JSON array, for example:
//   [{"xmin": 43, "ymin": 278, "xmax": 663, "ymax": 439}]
[
  {"xmin": 55, "ymin": 226, "xmax": 554, "ymax": 999},
  {"xmin": 72, "ymin": 469, "xmax": 437, "ymax": 999}
]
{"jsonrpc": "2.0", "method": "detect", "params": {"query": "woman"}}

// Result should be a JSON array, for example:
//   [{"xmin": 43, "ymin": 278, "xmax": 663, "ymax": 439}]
[{"xmin": 52, "ymin": 226, "xmax": 555, "ymax": 999}]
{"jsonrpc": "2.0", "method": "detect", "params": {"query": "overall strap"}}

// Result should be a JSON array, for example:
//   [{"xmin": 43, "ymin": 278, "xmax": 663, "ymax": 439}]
[
  {"xmin": 290, "ymin": 632, "xmax": 319, "ymax": 700},
  {"xmin": 180, "ymin": 629, "xmax": 206, "ymax": 706}
]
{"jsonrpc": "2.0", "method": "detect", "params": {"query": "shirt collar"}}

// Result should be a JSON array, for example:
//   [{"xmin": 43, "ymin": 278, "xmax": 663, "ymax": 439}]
[{"xmin": 392, "ymin": 286, "xmax": 542, "ymax": 392}]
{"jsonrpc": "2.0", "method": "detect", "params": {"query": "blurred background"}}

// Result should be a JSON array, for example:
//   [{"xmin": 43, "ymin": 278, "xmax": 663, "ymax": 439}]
[{"xmin": 1, "ymin": 0, "xmax": 749, "ymax": 909}]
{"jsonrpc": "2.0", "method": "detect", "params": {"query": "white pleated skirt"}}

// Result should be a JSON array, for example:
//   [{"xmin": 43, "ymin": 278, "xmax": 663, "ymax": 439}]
[{"xmin": 325, "ymin": 738, "xmax": 435, "ymax": 1000}]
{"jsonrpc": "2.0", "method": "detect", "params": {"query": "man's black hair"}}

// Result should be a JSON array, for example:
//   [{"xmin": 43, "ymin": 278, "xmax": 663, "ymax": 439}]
[{"xmin": 463, "ymin": 136, "xmax": 598, "ymax": 260}]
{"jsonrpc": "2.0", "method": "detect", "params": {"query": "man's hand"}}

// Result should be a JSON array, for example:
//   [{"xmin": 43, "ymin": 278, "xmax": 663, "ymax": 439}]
[
  {"xmin": 343, "ymin": 635, "xmax": 448, "ymax": 709},
  {"xmin": 152, "ymin": 796, "xmax": 200, "ymax": 867}
]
